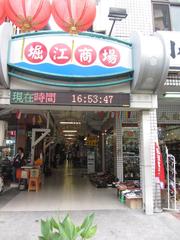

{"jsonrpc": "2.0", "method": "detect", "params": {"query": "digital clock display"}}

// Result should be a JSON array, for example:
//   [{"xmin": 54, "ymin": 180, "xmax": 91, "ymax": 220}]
[{"xmin": 10, "ymin": 90, "xmax": 130, "ymax": 107}]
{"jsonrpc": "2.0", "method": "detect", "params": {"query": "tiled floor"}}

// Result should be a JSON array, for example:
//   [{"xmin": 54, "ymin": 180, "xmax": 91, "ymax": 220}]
[{"xmin": 0, "ymin": 164, "xmax": 125, "ymax": 212}]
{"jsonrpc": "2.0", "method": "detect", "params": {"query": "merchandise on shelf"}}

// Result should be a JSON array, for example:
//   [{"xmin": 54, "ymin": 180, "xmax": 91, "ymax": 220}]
[
  {"xmin": 123, "ymin": 128, "xmax": 140, "ymax": 180},
  {"xmin": 123, "ymin": 153, "xmax": 140, "ymax": 180},
  {"xmin": 89, "ymin": 172, "xmax": 116, "ymax": 188},
  {"xmin": 115, "ymin": 180, "xmax": 142, "ymax": 208},
  {"xmin": 105, "ymin": 133, "xmax": 114, "ymax": 175}
]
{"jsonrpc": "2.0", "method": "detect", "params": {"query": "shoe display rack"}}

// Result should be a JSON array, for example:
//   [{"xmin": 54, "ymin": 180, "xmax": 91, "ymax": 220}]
[
  {"xmin": 165, "ymin": 141, "xmax": 180, "ymax": 178},
  {"xmin": 167, "ymin": 154, "xmax": 177, "ymax": 210}
]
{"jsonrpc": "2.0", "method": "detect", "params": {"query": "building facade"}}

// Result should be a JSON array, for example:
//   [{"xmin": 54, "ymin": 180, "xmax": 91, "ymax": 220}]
[{"xmin": 0, "ymin": 0, "xmax": 180, "ymax": 214}]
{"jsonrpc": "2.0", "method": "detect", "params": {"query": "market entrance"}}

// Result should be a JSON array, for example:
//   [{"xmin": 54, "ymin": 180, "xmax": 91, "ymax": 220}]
[{"xmin": 0, "ymin": 109, "xmax": 142, "ymax": 212}]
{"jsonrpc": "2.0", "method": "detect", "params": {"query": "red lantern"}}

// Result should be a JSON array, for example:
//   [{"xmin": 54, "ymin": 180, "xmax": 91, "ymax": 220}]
[
  {"xmin": 52, "ymin": 0, "xmax": 96, "ymax": 34},
  {"xmin": 5, "ymin": 0, "xmax": 51, "ymax": 32},
  {"xmin": 0, "ymin": 0, "xmax": 5, "ymax": 24}
]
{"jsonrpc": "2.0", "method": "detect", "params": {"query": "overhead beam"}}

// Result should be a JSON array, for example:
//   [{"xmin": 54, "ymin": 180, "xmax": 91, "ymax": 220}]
[{"xmin": 32, "ymin": 129, "xmax": 50, "ymax": 147}]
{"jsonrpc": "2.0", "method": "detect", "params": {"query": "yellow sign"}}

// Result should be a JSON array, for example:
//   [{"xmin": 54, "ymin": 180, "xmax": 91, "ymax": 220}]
[{"xmin": 86, "ymin": 136, "xmax": 98, "ymax": 146}]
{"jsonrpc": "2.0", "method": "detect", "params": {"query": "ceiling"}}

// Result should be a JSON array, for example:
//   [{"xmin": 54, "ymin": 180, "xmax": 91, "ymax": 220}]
[{"xmin": 0, "ymin": 109, "xmax": 111, "ymax": 144}]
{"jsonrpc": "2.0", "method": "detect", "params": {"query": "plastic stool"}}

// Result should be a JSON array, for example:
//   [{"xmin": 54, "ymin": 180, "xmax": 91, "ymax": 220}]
[{"xmin": 28, "ymin": 177, "xmax": 40, "ymax": 192}]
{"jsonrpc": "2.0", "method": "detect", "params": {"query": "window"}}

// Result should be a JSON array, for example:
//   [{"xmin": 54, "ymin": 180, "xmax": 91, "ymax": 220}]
[
  {"xmin": 153, "ymin": 1, "xmax": 180, "ymax": 31},
  {"xmin": 153, "ymin": 3, "xmax": 171, "ymax": 31},
  {"xmin": 170, "ymin": 4, "xmax": 180, "ymax": 31}
]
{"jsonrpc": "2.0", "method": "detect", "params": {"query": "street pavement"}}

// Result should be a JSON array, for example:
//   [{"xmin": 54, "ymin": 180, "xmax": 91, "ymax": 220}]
[{"xmin": 0, "ymin": 209, "xmax": 180, "ymax": 240}]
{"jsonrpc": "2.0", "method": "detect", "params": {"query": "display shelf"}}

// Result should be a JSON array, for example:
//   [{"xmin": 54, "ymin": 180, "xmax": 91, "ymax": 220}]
[
  {"xmin": 123, "ymin": 154, "xmax": 140, "ymax": 180},
  {"xmin": 123, "ymin": 128, "xmax": 140, "ymax": 180},
  {"xmin": 165, "ymin": 141, "xmax": 180, "ymax": 177}
]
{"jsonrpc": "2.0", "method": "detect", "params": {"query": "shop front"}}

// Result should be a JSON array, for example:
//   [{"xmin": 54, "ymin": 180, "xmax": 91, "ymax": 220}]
[{"xmin": 0, "ymin": 22, "xmax": 173, "ymax": 214}]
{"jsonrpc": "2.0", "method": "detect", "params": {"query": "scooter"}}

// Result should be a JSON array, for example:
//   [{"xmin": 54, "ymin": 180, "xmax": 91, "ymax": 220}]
[{"xmin": 0, "ymin": 158, "xmax": 12, "ymax": 192}]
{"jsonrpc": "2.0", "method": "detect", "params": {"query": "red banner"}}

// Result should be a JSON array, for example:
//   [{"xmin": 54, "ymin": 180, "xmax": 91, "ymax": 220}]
[{"xmin": 155, "ymin": 143, "xmax": 165, "ymax": 189}]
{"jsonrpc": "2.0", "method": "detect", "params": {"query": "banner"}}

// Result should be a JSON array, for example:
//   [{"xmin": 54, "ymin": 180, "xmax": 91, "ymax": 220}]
[{"xmin": 155, "ymin": 142, "xmax": 165, "ymax": 189}]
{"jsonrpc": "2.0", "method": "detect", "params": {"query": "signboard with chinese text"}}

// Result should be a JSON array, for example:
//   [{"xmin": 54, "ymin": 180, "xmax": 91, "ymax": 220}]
[
  {"xmin": 158, "ymin": 111, "xmax": 180, "ymax": 124},
  {"xmin": 86, "ymin": 136, "xmax": 98, "ymax": 146},
  {"xmin": 157, "ymin": 31, "xmax": 180, "ymax": 70},
  {"xmin": 8, "ymin": 32, "xmax": 132, "ymax": 79},
  {"xmin": 10, "ymin": 90, "xmax": 130, "ymax": 107}
]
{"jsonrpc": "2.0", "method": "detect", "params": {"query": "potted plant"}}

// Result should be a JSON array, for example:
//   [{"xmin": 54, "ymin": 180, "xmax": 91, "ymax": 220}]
[{"xmin": 39, "ymin": 213, "xmax": 97, "ymax": 240}]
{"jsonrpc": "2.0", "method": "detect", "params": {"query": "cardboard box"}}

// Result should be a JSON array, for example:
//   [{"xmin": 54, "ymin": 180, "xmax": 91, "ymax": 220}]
[{"xmin": 125, "ymin": 197, "xmax": 142, "ymax": 209}]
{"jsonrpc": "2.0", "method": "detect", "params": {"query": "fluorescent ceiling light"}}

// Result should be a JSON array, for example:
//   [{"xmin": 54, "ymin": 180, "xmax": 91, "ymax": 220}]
[
  {"xmin": 64, "ymin": 134, "xmax": 76, "ymax": 137},
  {"xmin": 63, "ymin": 130, "xmax": 77, "ymax": 133},
  {"xmin": 163, "ymin": 92, "xmax": 180, "ymax": 98},
  {"xmin": 60, "ymin": 122, "xmax": 81, "ymax": 125},
  {"xmin": 64, "ymin": 135, "xmax": 76, "ymax": 137}
]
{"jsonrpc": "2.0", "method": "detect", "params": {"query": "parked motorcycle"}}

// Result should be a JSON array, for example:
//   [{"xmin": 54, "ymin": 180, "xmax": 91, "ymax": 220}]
[
  {"xmin": 0, "ymin": 175, "xmax": 4, "ymax": 193},
  {"xmin": 0, "ymin": 158, "xmax": 12, "ymax": 188}
]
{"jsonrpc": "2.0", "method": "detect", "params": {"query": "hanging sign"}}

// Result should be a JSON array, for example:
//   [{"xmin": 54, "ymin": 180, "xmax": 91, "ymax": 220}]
[
  {"xmin": 158, "ymin": 109, "xmax": 180, "ymax": 123},
  {"xmin": 10, "ymin": 90, "xmax": 130, "ymax": 107},
  {"xmin": 8, "ymin": 32, "xmax": 132, "ymax": 79},
  {"xmin": 86, "ymin": 136, "xmax": 98, "ymax": 146}
]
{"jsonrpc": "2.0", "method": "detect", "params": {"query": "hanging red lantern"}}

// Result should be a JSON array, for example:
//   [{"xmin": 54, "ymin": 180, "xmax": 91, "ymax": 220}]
[
  {"xmin": 5, "ymin": 0, "xmax": 51, "ymax": 32},
  {"xmin": 52, "ymin": 0, "xmax": 96, "ymax": 34},
  {"xmin": 0, "ymin": 0, "xmax": 5, "ymax": 25}
]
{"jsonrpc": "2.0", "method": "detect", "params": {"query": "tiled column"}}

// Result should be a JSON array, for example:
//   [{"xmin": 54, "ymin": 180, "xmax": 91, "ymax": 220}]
[
  {"xmin": 139, "ymin": 109, "xmax": 158, "ymax": 215},
  {"xmin": 102, "ymin": 133, "xmax": 105, "ymax": 172},
  {"xmin": 0, "ymin": 121, "xmax": 8, "ymax": 146},
  {"xmin": 114, "ymin": 113, "xmax": 123, "ymax": 181}
]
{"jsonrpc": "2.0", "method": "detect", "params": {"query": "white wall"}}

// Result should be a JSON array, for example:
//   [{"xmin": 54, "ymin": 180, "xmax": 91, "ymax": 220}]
[{"xmin": 94, "ymin": 0, "xmax": 153, "ymax": 39}]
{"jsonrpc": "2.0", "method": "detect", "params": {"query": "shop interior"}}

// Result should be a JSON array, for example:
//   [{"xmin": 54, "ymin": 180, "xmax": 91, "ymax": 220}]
[{"xmin": 0, "ymin": 110, "xmax": 142, "ymax": 211}]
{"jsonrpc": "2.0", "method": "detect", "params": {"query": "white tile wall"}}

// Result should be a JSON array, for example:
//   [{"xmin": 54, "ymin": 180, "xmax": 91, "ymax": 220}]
[
  {"xmin": 93, "ymin": 0, "xmax": 153, "ymax": 39},
  {"xmin": 139, "ymin": 109, "xmax": 160, "ymax": 213}
]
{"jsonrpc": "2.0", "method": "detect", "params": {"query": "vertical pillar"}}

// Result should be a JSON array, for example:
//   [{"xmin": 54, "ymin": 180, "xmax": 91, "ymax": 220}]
[
  {"xmin": 102, "ymin": 133, "xmax": 105, "ymax": 172},
  {"xmin": 139, "ymin": 109, "xmax": 158, "ymax": 215},
  {"xmin": 115, "ymin": 112, "xmax": 123, "ymax": 181},
  {"xmin": 46, "ymin": 112, "xmax": 50, "ymax": 129},
  {"xmin": 0, "ymin": 121, "xmax": 7, "ymax": 146}
]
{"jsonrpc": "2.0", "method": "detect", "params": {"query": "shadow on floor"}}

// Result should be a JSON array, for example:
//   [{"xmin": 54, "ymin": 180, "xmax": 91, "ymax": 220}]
[{"xmin": 0, "ymin": 187, "xmax": 19, "ymax": 209}]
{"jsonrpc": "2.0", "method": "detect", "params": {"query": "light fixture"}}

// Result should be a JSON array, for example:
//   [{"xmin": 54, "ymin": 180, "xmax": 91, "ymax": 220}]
[
  {"xmin": 60, "ymin": 121, "xmax": 81, "ymax": 125},
  {"xmin": 163, "ymin": 92, "xmax": 180, "ymax": 98},
  {"xmin": 64, "ymin": 134, "xmax": 76, "ymax": 137},
  {"xmin": 108, "ymin": 7, "xmax": 128, "ymax": 36},
  {"xmin": 64, "ymin": 137, "xmax": 75, "ymax": 138},
  {"xmin": 64, "ymin": 135, "xmax": 76, "ymax": 137},
  {"xmin": 63, "ymin": 130, "xmax": 78, "ymax": 133}
]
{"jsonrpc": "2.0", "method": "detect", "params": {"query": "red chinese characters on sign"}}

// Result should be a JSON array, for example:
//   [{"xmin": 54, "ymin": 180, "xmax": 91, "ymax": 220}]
[
  {"xmin": 33, "ymin": 93, "xmax": 57, "ymax": 104},
  {"xmin": 24, "ymin": 42, "xmax": 121, "ymax": 67},
  {"xmin": 24, "ymin": 42, "xmax": 47, "ymax": 63},
  {"xmin": 75, "ymin": 45, "xmax": 96, "ymax": 65},
  {"xmin": 49, "ymin": 44, "xmax": 72, "ymax": 64},
  {"xmin": 99, "ymin": 46, "xmax": 120, "ymax": 67}
]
